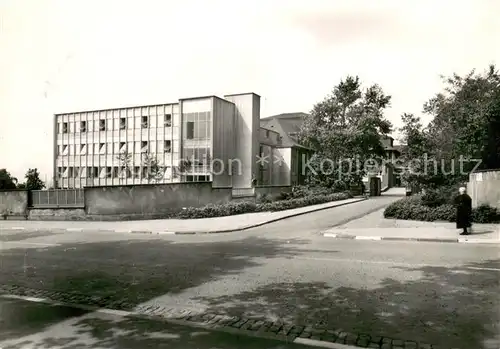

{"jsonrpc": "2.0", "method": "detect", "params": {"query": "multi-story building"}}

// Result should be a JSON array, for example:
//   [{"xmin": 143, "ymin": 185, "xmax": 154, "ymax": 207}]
[{"xmin": 54, "ymin": 92, "xmax": 306, "ymax": 191}]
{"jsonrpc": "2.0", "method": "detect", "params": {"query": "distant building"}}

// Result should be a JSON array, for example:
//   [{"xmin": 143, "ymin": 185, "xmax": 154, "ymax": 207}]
[{"xmin": 53, "ymin": 93, "xmax": 310, "ymax": 191}]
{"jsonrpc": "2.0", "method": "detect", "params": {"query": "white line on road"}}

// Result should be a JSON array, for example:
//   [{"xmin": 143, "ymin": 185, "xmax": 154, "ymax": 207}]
[
  {"xmin": 8, "ymin": 227, "xmax": 25, "ymax": 230},
  {"xmin": 293, "ymin": 256, "xmax": 500, "ymax": 271},
  {"xmin": 354, "ymin": 236, "xmax": 382, "ymax": 240},
  {"xmin": 294, "ymin": 338, "xmax": 360, "ymax": 348},
  {"xmin": 323, "ymin": 233, "xmax": 338, "ymax": 238}
]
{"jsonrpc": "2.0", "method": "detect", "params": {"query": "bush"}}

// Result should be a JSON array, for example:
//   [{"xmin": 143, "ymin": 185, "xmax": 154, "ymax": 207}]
[
  {"xmin": 277, "ymin": 185, "xmax": 343, "ymax": 201},
  {"xmin": 472, "ymin": 204, "xmax": 500, "ymax": 223},
  {"xmin": 384, "ymin": 197, "xmax": 500, "ymax": 223},
  {"xmin": 421, "ymin": 185, "xmax": 459, "ymax": 208},
  {"xmin": 177, "ymin": 191, "xmax": 353, "ymax": 219}
]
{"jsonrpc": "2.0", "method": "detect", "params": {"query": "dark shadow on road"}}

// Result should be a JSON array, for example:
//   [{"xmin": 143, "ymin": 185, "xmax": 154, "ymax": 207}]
[
  {"xmin": 0, "ymin": 237, "xmax": 310, "ymax": 310},
  {"xmin": 193, "ymin": 259, "xmax": 500, "ymax": 349},
  {"xmin": 0, "ymin": 298, "xmax": 88, "ymax": 341},
  {"xmin": 1, "ymin": 311, "xmax": 313, "ymax": 349}
]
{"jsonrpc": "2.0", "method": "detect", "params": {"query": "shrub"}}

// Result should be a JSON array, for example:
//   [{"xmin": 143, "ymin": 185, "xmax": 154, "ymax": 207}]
[
  {"xmin": 178, "ymin": 191, "xmax": 352, "ymax": 219},
  {"xmin": 384, "ymin": 197, "xmax": 500, "ymax": 223},
  {"xmin": 472, "ymin": 204, "xmax": 500, "ymax": 223},
  {"xmin": 421, "ymin": 185, "xmax": 460, "ymax": 208}
]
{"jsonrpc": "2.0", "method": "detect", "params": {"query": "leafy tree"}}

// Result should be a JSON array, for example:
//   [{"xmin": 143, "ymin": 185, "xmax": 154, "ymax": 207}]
[
  {"xmin": 424, "ymin": 65, "xmax": 500, "ymax": 168},
  {"xmin": 116, "ymin": 150, "xmax": 133, "ymax": 182},
  {"xmin": 299, "ymin": 76, "xmax": 393, "ymax": 187},
  {"xmin": 0, "ymin": 169, "xmax": 17, "ymax": 189},
  {"xmin": 24, "ymin": 168, "xmax": 45, "ymax": 190},
  {"xmin": 142, "ymin": 152, "xmax": 164, "ymax": 183}
]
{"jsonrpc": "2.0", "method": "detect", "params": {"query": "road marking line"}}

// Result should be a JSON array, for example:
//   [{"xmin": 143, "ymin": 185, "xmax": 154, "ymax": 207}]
[
  {"xmin": 323, "ymin": 233, "xmax": 338, "ymax": 238},
  {"xmin": 467, "ymin": 267, "xmax": 500, "ymax": 272},
  {"xmin": 458, "ymin": 238, "xmax": 500, "ymax": 244},
  {"xmin": 1, "ymin": 242, "xmax": 58, "ymax": 246},
  {"xmin": 157, "ymin": 231, "xmax": 176, "ymax": 235},
  {"xmin": 2, "ymin": 294, "xmax": 46, "ymax": 303},
  {"xmin": 66, "ymin": 228, "xmax": 84, "ymax": 232},
  {"xmin": 294, "ymin": 338, "xmax": 360, "ymax": 348},
  {"xmin": 355, "ymin": 236, "xmax": 382, "ymax": 240},
  {"xmin": 9, "ymin": 227, "xmax": 25, "ymax": 230}
]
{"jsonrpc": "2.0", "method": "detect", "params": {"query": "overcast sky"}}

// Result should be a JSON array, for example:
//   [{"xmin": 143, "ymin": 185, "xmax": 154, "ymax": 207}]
[{"xmin": 1, "ymin": 0, "xmax": 498, "ymax": 181}]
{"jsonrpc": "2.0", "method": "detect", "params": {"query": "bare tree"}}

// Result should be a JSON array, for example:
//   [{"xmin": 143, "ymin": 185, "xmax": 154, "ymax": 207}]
[
  {"xmin": 142, "ymin": 152, "xmax": 164, "ymax": 183},
  {"xmin": 116, "ymin": 150, "xmax": 133, "ymax": 184}
]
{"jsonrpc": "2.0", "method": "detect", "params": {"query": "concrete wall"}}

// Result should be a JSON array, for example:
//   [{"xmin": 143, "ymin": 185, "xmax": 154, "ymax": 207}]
[
  {"xmin": 255, "ymin": 185, "xmax": 292, "ymax": 200},
  {"xmin": 468, "ymin": 170, "xmax": 500, "ymax": 209},
  {"xmin": 212, "ymin": 97, "xmax": 236, "ymax": 188},
  {"xmin": 0, "ymin": 190, "xmax": 28, "ymax": 219},
  {"xmin": 225, "ymin": 93, "xmax": 260, "ymax": 189},
  {"xmin": 84, "ymin": 182, "xmax": 232, "ymax": 217},
  {"xmin": 272, "ymin": 148, "xmax": 292, "ymax": 186}
]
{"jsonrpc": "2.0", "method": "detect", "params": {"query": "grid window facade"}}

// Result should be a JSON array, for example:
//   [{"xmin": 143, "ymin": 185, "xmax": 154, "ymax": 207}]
[{"xmin": 55, "ymin": 104, "xmax": 181, "ymax": 188}]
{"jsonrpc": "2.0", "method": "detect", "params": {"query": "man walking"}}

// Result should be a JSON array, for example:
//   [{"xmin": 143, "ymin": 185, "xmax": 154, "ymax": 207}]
[{"xmin": 454, "ymin": 186, "xmax": 472, "ymax": 235}]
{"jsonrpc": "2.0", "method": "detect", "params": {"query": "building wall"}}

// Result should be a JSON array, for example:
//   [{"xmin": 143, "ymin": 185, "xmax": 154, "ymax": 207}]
[
  {"xmin": 224, "ymin": 93, "xmax": 260, "ymax": 189},
  {"xmin": 468, "ymin": 170, "xmax": 500, "ymax": 209},
  {"xmin": 272, "ymin": 148, "xmax": 292, "ymax": 186},
  {"xmin": 84, "ymin": 182, "xmax": 232, "ymax": 217},
  {"xmin": 54, "ymin": 104, "xmax": 181, "ymax": 188},
  {"xmin": 179, "ymin": 98, "xmax": 213, "ymax": 182},
  {"xmin": 0, "ymin": 190, "xmax": 28, "ymax": 218},
  {"xmin": 212, "ymin": 97, "xmax": 236, "ymax": 188}
]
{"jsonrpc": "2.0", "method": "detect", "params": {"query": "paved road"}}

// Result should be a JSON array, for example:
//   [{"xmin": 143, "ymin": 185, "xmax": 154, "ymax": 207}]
[
  {"xmin": 0, "ymin": 297, "xmax": 313, "ymax": 349},
  {"xmin": 0, "ymin": 195, "xmax": 498, "ymax": 349}
]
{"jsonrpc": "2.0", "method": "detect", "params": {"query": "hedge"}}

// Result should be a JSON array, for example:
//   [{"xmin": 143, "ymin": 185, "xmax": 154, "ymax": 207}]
[
  {"xmin": 384, "ymin": 196, "xmax": 500, "ymax": 223},
  {"xmin": 177, "ymin": 191, "xmax": 353, "ymax": 219}
]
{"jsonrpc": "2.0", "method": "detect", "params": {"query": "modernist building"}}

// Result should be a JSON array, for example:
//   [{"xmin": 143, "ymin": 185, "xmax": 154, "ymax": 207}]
[{"xmin": 54, "ymin": 93, "xmax": 306, "ymax": 192}]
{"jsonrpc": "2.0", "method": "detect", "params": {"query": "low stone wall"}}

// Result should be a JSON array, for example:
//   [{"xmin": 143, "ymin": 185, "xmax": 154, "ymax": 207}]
[
  {"xmin": 255, "ymin": 185, "xmax": 291, "ymax": 200},
  {"xmin": 468, "ymin": 169, "xmax": 500, "ymax": 209},
  {"xmin": 0, "ymin": 190, "xmax": 28, "ymax": 219},
  {"xmin": 84, "ymin": 182, "xmax": 233, "ymax": 217}
]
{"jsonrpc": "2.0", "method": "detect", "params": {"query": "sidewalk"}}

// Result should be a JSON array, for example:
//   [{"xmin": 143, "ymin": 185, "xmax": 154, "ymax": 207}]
[
  {"xmin": 322, "ymin": 208, "xmax": 500, "ymax": 244},
  {"xmin": 0, "ymin": 197, "xmax": 365, "ymax": 234}
]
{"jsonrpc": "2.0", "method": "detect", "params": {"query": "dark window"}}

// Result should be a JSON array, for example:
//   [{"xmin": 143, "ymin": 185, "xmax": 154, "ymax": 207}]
[
  {"xmin": 99, "ymin": 119, "xmax": 106, "ymax": 131},
  {"xmin": 164, "ymin": 114, "xmax": 172, "ymax": 127},
  {"xmin": 80, "ymin": 121, "xmax": 87, "ymax": 132},
  {"xmin": 141, "ymin": 116, "xmax": 148, "ymax": 128},
  {"xmin": 164, "ymin": 140, "xmax": 171, "ymax": 153},
  {"xmin": 62, "ymin": 122, "xmax": 68, "ymax": 133},
  {"xmin": 120, "ymin": 118, "xmax": 127, "ymax": 130},
  {"xmin": 186, "ymin": 122, "xmax": 194, "ymax": 139}
]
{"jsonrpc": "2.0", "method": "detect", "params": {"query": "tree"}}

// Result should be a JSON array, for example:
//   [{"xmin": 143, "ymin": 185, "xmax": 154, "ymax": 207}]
[
  {"xmin": 0, "ymin": 169, "xmax": 17, "ymax": 189},
  {"xmin": 141, "ymin": 152, "xmax": 164, "ymax": 183},
  {"xmin": 424, "ymin": 65, "xmax": 500, "ymax": 168},
  {"xmin": 24, "ymin": 168, "xmax": 45, "ymax": 190},
  {"xmin": 299, "ymin": 76, "xmax": 393, "ymax": 187},
  {"xmin": 116, "ymin": 150, "xmax": 133, "ymax": 182}
]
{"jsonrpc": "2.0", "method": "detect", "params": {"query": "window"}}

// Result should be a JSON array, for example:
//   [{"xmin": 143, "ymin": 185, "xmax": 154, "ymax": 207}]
[
  {"xmin": 80, "ymin": 121, "xmax": 87, "ymax": 132},
  {"xmin": 99, "ymin": 143, "xmax": 106, "ymax": 154},
  {"xmin": 164, "ymin": 140, "xmax": 171, "ymax": 153},
  {"xmin": 141, "ymin": 116, "xmax": 148, "ymax": 128},
  {"xmin": 141, "ymin": 141, "xmax": 148, "ymax": 153},
  {"xmin": 62, "ymin": 145, "xmax": 68, "ymax": 155},
  {"xmin": 80, "ymin": 144, "xmax": 87, "ymax": 155},
  {"xmin": 134, "ymin": 166, "xmax": 141, "ymax": 178},
  {"xmin": 164, "ymin": 114, "xmax": 172, "ymax": 127},
  {"xmin": 119, "ymin": 142, "xmax": 127, "ymax": 152},
  {"xmin": 120, "ymin": 118, "xmax": 127, "ymax": 130},
  {"xmin": 186, "ymin": 121, "xmax": 194, "ymax": 139},
  {"xmin": 99, "ymin": 119, "xmax": 106, "ymax": 131},
  {"xmin": 266, "ymin": 130, "xmax": 270, "ymax": 138},
  {"xmin": 62, "ymin": 122, "xmax": 68, "ymax": 133}
]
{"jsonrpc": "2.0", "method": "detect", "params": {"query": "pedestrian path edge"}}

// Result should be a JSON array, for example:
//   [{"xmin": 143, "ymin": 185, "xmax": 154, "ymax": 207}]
[{"xmin": 321, "ymin": 232, "xmax": 500, "ymax": 244}]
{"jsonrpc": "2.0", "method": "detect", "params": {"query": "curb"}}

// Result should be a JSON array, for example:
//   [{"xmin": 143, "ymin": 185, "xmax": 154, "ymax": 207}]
[
  {"xmin": 322, "ymin": 233, "xmax": 500, "ymax": 244},
  {"xmin": 1, "ymin": 198, "xmax": 367, "ymax": 235},
  {"xmin": 0, "ymin": 292, "xmax": 431, "ymax": 349}
]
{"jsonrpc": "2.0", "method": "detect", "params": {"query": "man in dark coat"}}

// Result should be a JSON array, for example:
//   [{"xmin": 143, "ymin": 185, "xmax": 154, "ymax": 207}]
[{"xmin": 454, "ymin": 187, "xmax": 472, "ymax": 235}]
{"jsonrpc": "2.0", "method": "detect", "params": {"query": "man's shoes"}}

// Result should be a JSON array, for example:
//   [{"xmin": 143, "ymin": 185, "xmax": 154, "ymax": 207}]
[{"xmin": 460, "ymin": 232, "xmax": 471, "ymax": 235}]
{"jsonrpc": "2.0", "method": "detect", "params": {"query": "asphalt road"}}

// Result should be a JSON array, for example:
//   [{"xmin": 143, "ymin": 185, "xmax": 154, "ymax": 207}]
[{"xmin": 0, "ymin": 195, "xmax": 498, "ymax": 349}]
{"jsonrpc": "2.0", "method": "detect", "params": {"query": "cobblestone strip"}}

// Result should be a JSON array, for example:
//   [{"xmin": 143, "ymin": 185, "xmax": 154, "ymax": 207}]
[{"xmin": 0, "ymin": 284, "xmax": 452, "ymax": 349}]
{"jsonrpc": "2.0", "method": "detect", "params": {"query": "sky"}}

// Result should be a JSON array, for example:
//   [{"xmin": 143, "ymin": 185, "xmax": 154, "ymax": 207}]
[{"xmin": 1, "ymin": 0, "xmax": 499, "ymax": 182}]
